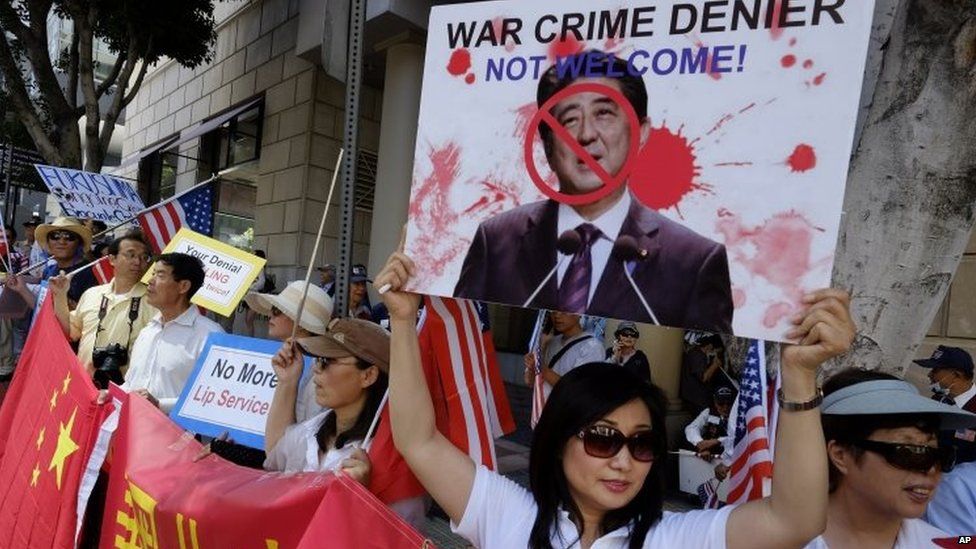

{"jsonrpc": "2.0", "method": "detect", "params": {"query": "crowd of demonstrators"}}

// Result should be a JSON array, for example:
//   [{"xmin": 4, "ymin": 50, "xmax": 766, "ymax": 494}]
[
  {"xmin": 377, "ymin": 244, "xmax": 867, "ymax": 549},
  {"xmin": 48, "ymin": 231, "xmax": 157, "ymax": 385},
  {"xmin": 264, "ymin": 317, "xmax": 427, "ymax": 527},
  {"xmin": 523, "ymin": 311, "xmax": 605, "ymax": 399},
  {"xmin": 812, "ymin": 368, "xmax": 976, "ymax": 548},
  {"xmin": 120, "ymin": 253, "xmax": 223, "ymax": 412},
  {"xmin": 605, "ymin": 321, "xmax": 651, "ymax": 384}
]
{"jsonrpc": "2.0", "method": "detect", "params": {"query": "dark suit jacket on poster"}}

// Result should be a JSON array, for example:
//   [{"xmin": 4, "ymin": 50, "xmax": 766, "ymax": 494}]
[{"xmin": 454, "ymin": 198, "xmax": 734, "ymax": 333}]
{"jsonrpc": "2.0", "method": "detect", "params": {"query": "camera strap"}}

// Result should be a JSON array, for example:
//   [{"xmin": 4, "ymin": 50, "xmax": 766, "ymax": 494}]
[{"xmin": 94, "ymin": 293, "xmax": 143, "ymax": 349}]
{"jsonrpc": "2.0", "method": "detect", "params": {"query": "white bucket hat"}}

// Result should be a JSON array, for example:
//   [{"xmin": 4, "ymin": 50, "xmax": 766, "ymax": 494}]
[{"xmin": 244, "ymin": 280, "xmax": 333, "ymax": 335}]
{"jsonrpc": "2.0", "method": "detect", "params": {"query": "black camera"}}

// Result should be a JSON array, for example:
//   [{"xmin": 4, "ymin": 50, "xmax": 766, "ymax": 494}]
[{"xmin": 92, "ymin": 343, "xmax": 128, "ymax": 389}]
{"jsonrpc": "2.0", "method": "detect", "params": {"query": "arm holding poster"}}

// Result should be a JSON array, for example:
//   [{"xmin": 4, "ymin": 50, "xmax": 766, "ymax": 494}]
[
  {"xmin": 381, "ymin": 238, "xmax": 856, "ymax": 547},
  {"xmin": 266, "ymin": 339, "xmax": 303, "ymax": 453}
]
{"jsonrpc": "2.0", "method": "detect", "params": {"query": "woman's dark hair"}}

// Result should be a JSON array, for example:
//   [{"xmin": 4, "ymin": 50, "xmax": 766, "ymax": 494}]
[
  {"xmin": 822, "ymin": 368, "xmax": 942, "ymax": 492},
  {"xmin": 529, "ymin": 362, "xmax": 668, "ymax": 549},
  {"xmin": 315, "ymin": 357, "xmax": 389, "ymax": 451}
]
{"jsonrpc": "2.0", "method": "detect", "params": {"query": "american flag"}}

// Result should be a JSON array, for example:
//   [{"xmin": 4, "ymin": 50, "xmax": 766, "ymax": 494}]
[
  {"xmin": 727, "ymin": 340, "xmax": 774, "ymax": 504},
  {"xmin": 419, "ymin": 296, "xmax": 508, "ymax": 469},
  {"xmin": 91, "ymin": 256, "xmax": 114, "ymax": 285},
  {"xmin": 528, "ymin": 310, "xmax": 547, "ymax": 428},
  {"xmin": 137, "ymin": 184, "xmax": 214, "ymax": 253}
]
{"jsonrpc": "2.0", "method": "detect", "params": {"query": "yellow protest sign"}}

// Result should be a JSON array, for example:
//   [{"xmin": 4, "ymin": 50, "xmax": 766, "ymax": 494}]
[{"xmin": 142, "ymin": 228, "xmax": 266, "ymax": 317}]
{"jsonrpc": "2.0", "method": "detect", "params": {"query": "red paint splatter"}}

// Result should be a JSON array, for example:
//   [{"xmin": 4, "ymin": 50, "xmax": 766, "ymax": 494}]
[
  {"xmin": 465, "ymin": 73, "xmax": 475, "ymax": 84},
  {"xmin": 780, "ymin": 54, "xmax": 796, "ymax": 68},
  {"xmin": 409, "ymin": 143, "xmax": 469, "ymax": 278},
  {"xmin": 715, "ymin": 209, "xmax": 825, "ymax": 303},
  {"xmin": 694, "ymin": 40, "xmax": 722, "ymax": 81},
  {"xmin": 803, "ymin": 59, "xmax": 813, "ymax": 69},
  {"xmin": 786, "ymin": 144, "xmax": 816, "ymax": 173},
  {"xmin": 447, "ymin": 49, "xmax": 471, "ymax": 76},
  {"xmin": 769, "ymin": 0, "xmax": 785, "ymax": 40},
  {"xmin": 763, "ymin": 302, "xmax": 794, "ymax": 328},
  {"xmin": 732, "ymin": 288, "xmax": 747, "ymax": 309},
  {"xmin": 629, "ymin": 125, "xmax": 707, "ymax": 210},
  {"xmin": 491, "ymin": 18, "xmax": 517, "ymax": 53},
  {"xmin": 788, "ymin": 37, "xmax": 797, "ymax": 47},
  {"xmin": 511, "ymin": 101, "xmax": 538, "ymax": 140},
  {"xmin": 548, "ymin": 36, "xmax": 583, "ymax": 61},
  {"xmin": 462, "ymin": 177, "xmax": 522, "ymax": 217},
  {"xmin": 813, "ymin": 72, "xmax": 827, "ymax": 86},
  {"xmin": 705, "ymin": 102, "xmax": 756, "ymax": 136},
  {"xmin": 604, "ymin": 36, "xmax": 623, "ymax": 51}
]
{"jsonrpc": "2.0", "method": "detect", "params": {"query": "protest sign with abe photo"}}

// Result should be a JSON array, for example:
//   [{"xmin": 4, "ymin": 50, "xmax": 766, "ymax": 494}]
[
  {"xmin": 143, "ymin": 228, "xmax": 266, "ymax": 317},
  {"xmin": 403, "ymin": 0, "xmax": 875, "ymax": 342}
]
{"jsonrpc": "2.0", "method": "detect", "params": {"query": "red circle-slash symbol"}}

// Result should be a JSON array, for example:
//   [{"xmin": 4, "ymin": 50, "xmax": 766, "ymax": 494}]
[{"xmin": 523, "ymin": 82, "xmax": 641, "ymax": 206}]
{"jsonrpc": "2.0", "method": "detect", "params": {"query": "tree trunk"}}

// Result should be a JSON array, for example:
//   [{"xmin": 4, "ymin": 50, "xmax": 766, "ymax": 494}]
[{"xmin": 831, "ymin": 0, "xmax": 976, "ymax": 375}]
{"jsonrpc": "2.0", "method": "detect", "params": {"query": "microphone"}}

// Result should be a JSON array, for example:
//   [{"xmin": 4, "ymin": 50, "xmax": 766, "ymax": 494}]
[
  {"xmin": 611, "ymin": 236, "xmax": 660, "ymax": 325},
  {"xmin": 521, "ymin": 230, "xmax": 582, "ymax": 308}
]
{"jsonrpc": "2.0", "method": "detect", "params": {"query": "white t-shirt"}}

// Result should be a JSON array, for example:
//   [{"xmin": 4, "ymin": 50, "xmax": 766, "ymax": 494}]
[
  {"xmin": 453, "ymin": 465, "xmax": 733, "ymax": 548},
  {"xmin": 804, "ymin": 518, "xmax": 950, "ymax": 549}
]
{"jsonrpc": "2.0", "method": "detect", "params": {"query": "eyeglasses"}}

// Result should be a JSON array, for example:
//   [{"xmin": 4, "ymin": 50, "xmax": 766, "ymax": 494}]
[
  {"xmin": 851, "ymin": 439, "xmax": 956, "ymax": 474},
  {"xmin": 116, "ymin": 252, "xmax": 152, "ymax": 262},
  {"xmin": 270, "ymin": 306, "xmax": 284, "ymax": 317},
  {"xmin": 47, "ymin": 231, "xmax": 79, "ymax": 242},
  {"xmin": 577, "ymin": 425, "xmax": 655, "ymax": 463}
]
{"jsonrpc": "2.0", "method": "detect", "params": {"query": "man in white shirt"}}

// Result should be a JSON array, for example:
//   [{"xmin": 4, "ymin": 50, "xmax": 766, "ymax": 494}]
[
  {"xmin": 122, "ymin": 252, "xmax": 223, "ymax": 412},
  {"xmin": 523, "ymin": 311, "xmax": 605, "ymax": 399}
]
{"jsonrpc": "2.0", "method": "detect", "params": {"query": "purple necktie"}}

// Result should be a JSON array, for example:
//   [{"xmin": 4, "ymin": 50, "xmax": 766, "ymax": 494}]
[{"xmin": 557, "ymin": 223, "xmax": 603, "ymax": 313}]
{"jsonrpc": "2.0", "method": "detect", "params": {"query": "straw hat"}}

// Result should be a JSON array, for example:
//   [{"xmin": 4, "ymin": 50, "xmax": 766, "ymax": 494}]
[
  {"xmin": 35, "ymin": 216, "xmax": 93, "ymax": 253},
  {"xmin": 244, "ymin": 280, "xmax": 333, "ymax": 335}
]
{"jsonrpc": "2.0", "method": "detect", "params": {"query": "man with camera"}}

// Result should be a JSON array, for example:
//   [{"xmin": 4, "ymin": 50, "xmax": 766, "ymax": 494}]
[{"xmin": 50, "ymin": 231, "xmax": 158, "ymax": 388}]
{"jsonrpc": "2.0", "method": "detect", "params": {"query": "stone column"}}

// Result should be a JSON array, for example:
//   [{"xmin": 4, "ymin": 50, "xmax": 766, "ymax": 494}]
[{"xmin": 366, "ymin": 40, "xmax": 425, "ymax": 278}]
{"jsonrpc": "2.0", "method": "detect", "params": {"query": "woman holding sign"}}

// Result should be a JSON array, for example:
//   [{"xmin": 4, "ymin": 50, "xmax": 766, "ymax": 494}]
[{"xmin": 376, "ymin": 239, "xmax": 856, "ymax": 549}]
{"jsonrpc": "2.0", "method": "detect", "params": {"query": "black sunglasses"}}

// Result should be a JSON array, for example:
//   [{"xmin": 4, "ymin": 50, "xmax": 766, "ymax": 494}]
[
  {"xmin": 851, "ymin": 439, "xmax": 956, "ymax": 474},
  {"xmin": 577, "ymin": 425, "xmax": 655, "ymax": 463},
  {"xmin": 270, "ymin": 306, "xmax": 284, "ymax": 317},
  {"xmin": 47, "ymin": 230, "xmax": 79, "ymax": 242}
]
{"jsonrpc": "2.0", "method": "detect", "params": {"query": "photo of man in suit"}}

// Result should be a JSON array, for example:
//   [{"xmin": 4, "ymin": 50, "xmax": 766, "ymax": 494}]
[{"xmin": 454, "ymin": 51, "xmax": 734, "ymax": 333}]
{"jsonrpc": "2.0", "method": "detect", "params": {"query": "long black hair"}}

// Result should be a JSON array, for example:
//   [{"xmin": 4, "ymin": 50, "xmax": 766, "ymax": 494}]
[
  {"xmin": 315, "ymin": 357, "xmax": 389, "ymax": 451},
  {"xmin": 528, "ymin": 362, "xmax": 668, "ymax": 549}
]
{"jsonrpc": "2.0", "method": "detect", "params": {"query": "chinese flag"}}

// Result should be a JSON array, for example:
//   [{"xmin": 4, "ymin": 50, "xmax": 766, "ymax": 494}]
[
  {"xmin": 300, "ymin": 473, "xmax": 436, "ymax": 549},
  {"xmin": 100, "ymin": 392, "xmax": 334, "ymax": 548},
  {"xmin": 0, "ymin": 295, "xmax": 113, "ymax": 548}
]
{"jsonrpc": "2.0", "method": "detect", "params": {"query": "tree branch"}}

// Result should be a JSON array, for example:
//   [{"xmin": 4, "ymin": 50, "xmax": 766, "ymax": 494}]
[
  {"xmin": 94, "ymin": 49, "xmax": 127, "ymax": 100},
  {"xmin": 0, "ymin": 29, "xmax": 61, "ymax": 164},
  {"xmin": 67, "ymin": 24, "xmax": 80, "ymax": 110},
  {"xmin": 0, "ymin": 1, "xmax": 72, "ymax": 116}
]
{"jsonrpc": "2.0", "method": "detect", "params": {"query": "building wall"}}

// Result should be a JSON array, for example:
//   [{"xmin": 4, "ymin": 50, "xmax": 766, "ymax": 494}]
[{"xmin": 119, "ymin": 0, "xmax": 382, "ymax": 285}]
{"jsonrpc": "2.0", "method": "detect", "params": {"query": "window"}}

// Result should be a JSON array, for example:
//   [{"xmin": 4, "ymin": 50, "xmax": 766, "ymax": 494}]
[
  {"xmin": 201, "ymin": 103, "xmax": 263, "ymax": 172},
  {"xmin": 139, "ymin": 148, "xmax": 178, "ymax": 205}
]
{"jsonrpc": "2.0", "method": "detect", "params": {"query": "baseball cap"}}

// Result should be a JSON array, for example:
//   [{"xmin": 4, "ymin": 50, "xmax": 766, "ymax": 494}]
[
  {"xmin": 714, "ymin": 387, "xmax": 735, "ymax": 403},
  {"xmin": 244, "ymin": 280, "xmax": 333, "ymax": 335},
  {"xmin": 912, "ymin": 346, "xmax": 974, "ymax": 376},
  {"xmin": 614, "ymin": 321, "xmax": 640, "ymax": 338},
  {"xmin": 350, "ymin": 263, "xmax": 370, "ymax": 283},
  {"xmin": 296, "ymin": 318, "xmax": 390, "ymax": 372},
  {"xmin": 822, "ymin": 379, "xmax": 976, "ymax": 431}
]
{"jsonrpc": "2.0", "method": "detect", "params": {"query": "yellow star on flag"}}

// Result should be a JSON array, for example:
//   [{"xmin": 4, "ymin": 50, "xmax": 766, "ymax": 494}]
[
  {"xmin": 30, "ymin": 463, "xmax": 40, "ymax": 487},
  {"xmin": 49, "ymin": 389, "xmax": 58, "ymax": 412},
  {"xmin": 36, "ymin": 426, "xmax": 45, "ymax": 450},
  {"xmin": 61, "ymin": 372, "xmax": 72, "ymax": 395},
  {"xmin": 48, "ymin": 407, "xmax": 79, "ymax": 490}
]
